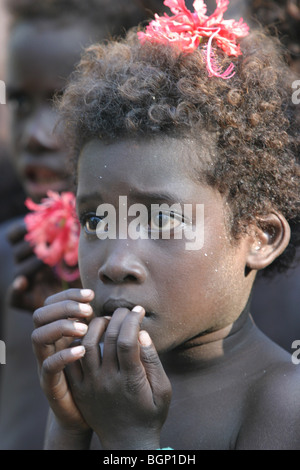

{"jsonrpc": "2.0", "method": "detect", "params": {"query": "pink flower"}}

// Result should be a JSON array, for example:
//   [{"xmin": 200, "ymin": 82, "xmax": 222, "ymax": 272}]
[
  {"xmin": 25, "ymin": 191, "xmax": 80, "ymax": 282},
  {"xmin": 138, "ymin": 0, "xmax": 249, "ymax": 78}
]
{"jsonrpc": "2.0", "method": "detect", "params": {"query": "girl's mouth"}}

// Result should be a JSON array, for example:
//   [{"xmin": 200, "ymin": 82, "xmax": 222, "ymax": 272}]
[
  {"xmin": 23, "ymin": 165, "xmax": 70, "ymax": 198},
  {"xmin": 101, "ymin": 298, "xmax": 152, "ymax": 317}
]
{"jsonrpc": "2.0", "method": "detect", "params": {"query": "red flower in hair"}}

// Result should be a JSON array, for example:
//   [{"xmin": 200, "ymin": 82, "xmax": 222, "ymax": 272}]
[
  {"xmin": 25, "ymin": 191, "xmax": 80, "ymax": 282},
  {"xmin": 138, "ymin": 0, "xmax": 249, "ymax": 78}
]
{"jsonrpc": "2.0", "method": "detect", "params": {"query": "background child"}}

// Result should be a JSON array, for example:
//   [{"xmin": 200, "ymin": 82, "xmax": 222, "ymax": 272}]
[
  {"xmin": 0, "ymin": 0, "xmax": 166, "ymax": 449},
  {"xmin": 244, "ymin": 0, "xmax": 300, "ymax": 353},
  {"xmin": 31, "ymin": 0, "xmax": 300, "ymax": 449}
]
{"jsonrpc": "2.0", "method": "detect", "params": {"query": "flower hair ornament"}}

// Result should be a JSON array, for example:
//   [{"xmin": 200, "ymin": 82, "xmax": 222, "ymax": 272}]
[
  {"xmin": 138, "ymin": 0, "xmax": 249, "ymax": 79},
  {"xmin": 25, "ymin": 191, "xmax": 80, "ymax": 283}
]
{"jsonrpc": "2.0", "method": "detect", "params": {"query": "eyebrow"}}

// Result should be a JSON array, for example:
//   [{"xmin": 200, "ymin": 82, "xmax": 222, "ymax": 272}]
[{"xmin": 76, "ymin": 189, "xmax": 184, "ymax": 207}]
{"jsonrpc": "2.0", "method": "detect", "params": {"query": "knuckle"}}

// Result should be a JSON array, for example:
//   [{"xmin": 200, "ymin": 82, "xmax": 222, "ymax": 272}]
[
  {"xmin": 42, "ymin": 356, "xmax": 54, "ymax": 376},
  {"xmin": 42, "ymin": 350, "xmax": 65, "ymax": 376},
  {"xmin": 81, "ymin": 338, "xmax": 96, "ymax": 353},
  {"xmin": 104, "ymin": 329, "xmax": 119, "ymax": 345},
  {"xmin": 62, "ymin": 300, "xmax": 74, "ymax": 316},
  {"xmin": 31, "ymin": 328, "xmax": 41, "ymax": 346},
  {"xmin": 33, "ymin": 307, "xmax": 45, "ymax": 327},
  {"xmin": 44, "ymin": 290, "xmax": 74, "ymax": 306},
  {"xmin": 160, "ymin": 380, "xmax": 172, "ymax": 400},
  {"xmin": 142, "ymin": 349, "xmax": 160, "ymax": 366},
  {"xmin": 125, "ymin": 371, "xmax": 145, "ymax": 394},
  {"xmin": 43, "ymin": 295, "xmax": 55, "ymax": 307},
  {"xmin": 117, "ymin": 338, "xmax": 133, "ymax": 353}
]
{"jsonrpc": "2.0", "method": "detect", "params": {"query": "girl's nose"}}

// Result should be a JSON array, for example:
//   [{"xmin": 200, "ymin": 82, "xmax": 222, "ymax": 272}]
[
  {"xmin": 21, "ymin": 107, "xmax": 59, "ymax": 154},
  {"xmin": 98, "ymin": 241, "xmax": 148, "ymax": 284}
]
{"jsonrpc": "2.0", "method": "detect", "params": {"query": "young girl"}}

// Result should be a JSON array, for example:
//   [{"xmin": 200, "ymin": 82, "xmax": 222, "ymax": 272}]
[
  {"xmin": 0, "ymin": 0, "xmax": 166, "ymax": 450},
  {"xmin": 32, "ymin": 0, "xmax": 300, "ymax": 450}
]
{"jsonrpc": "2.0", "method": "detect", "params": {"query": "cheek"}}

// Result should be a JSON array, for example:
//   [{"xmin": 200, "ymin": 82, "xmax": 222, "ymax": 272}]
[
  {"xmin": 9, "ymin": 114, "xmax": 22, "ymax": 144},
  {"xmin": 155, "ymin": 241, "xmax": 244, "ymax": 318},
  {"xmin": 78, "ymin": 236, "xmax": 99, "ymax": 288}
]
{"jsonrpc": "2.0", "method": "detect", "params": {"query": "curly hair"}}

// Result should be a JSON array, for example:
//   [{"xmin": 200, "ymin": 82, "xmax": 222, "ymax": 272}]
[
  {"xmin": 248, "ymin": 0, "xmax": 300, "ymax": 73},
  {"xmin": 58, "ymin": 28, "xmax": 300, "ymax": 275}
]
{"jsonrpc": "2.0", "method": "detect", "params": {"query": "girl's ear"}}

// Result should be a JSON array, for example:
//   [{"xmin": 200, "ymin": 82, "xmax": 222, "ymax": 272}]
[{"xmin": 246, "ymin": 211, "xmax": 291, "ymax": 271}]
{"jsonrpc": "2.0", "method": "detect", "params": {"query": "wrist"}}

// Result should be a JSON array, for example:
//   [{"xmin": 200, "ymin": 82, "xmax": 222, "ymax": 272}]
[
  {"xmin": 97, "ymin": 430, "xmax": 161, "ymax": 451},
  {"xmin": 44, "ymin": 412, "xmax": 93, "ymax": 450}
]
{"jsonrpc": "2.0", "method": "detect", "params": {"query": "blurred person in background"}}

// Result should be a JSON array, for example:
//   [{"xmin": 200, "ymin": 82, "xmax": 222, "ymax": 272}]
[
  {"xmin": 204, "ymin": 0, "xmax": 300, "ymax": 354},
  {"xmin": 0, "ymin": 0, "xmax": 166, "ymax": 449},
  {"xmin": 0, "ymin": 0, "xmax": 26, "ymax": 370},
  {"xmin": 244, "ymin": 0, "xmax": 300, "ymax": 354}
]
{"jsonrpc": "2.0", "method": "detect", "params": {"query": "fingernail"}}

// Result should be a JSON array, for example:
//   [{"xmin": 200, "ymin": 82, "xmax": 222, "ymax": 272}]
[
  {"xmin": 132, "ymin": 305, "xmax": 145, "ymax": 314},
  {"xmin": 73, "ymin": 322, "xmax": 88, "ymax": 334},
  {"xmin": 80, "ymin": 289, "xmax": 94, "ymax": 297},
  {"xmin": 79, "ymin": 303, "xmax": 93, "ymax": 314},
  {"xmin": 138, "ymin": 330, "xmax": 152, "ymax": 347},
  {"xmin": 13, "ymin": 276, "xmax": 27, "ymax": 290},
  {"xmin": 71, "ymin": 345, "xmax": 85, "ymax": 357}
]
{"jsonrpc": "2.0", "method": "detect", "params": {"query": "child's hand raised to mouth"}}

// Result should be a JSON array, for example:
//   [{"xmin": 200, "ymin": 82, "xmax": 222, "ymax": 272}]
[
  {"xmin": 31, "ymin": 288, "xmax": 95, "ymax": 437},
  {"xmin": 67, "ymin": 303, "xmax": 172, "ymax": 450},
  {"xmin": 32, "ymin": 288, "xmax": 172, "ymax": 450}
]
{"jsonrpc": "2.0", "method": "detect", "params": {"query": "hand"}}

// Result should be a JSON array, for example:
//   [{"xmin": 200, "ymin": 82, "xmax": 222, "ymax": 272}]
[
  {"xmin": 31, "ymin": 288, "xmax": 95, "ymax": 434},
  {"xmin": 7, "ymin": 219, "xmax": 81, "ymax": 312},
  {"xmin": 66, "ymin": 306, "xmax": 172, "ymax": 450}
]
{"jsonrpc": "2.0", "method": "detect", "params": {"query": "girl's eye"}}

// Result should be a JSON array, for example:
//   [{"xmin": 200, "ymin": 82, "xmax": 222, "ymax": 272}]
[
  {"xmin": 150, "ymin": 211, "xmax": 183, "ymax": 232},
  {"xmin": 80, "ymin": 213, "xmax": 107, "ymax": 235},
  {"xmin": 7, "ymin": 92, "xmax": 32, "ymax": 116}
]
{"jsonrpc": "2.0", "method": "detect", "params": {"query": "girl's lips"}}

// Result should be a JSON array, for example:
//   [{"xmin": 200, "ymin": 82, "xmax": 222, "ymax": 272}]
[{"xmin": 101, "ymin": 299, "xmax": 151, "ymax": 317}]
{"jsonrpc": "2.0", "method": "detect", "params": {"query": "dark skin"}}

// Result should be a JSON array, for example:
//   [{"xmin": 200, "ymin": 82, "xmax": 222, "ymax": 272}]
[
  {"xmin": 32, "ymin": 136, "xmax": 300, "ymax": 450},
  {"xmin": 4, "ymin": 19, "xmax": 103, "ymax": 310}
]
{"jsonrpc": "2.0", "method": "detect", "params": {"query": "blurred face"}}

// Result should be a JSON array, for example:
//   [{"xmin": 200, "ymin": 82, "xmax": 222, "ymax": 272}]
[
  {"xmin": 6, "ymin": 19, "xmax": 96, "ymax": 202},
  {"xmin": 77, "ymin": 136, "xmax": 255, "ymax": 354}
]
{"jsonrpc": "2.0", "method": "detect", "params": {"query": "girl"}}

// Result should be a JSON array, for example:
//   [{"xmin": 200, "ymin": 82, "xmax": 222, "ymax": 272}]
[
  {"xmin": 32, "ymin": 0, "xmax": 300, "ymax": 450},
  {"xmin": 0, "ymin": 0, "xmax": 166, "ymax": 450}
]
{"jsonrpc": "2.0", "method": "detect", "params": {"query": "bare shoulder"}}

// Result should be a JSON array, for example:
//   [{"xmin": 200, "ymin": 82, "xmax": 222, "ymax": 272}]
[{"xmin": 236, "ymin": 353, "xmax": 300, "ymax": 449}]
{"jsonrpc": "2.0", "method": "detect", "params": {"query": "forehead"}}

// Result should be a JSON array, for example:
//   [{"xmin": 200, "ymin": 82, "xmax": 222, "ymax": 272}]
[
  {"xmin": 77, "ymin": 135, "xmax": 218, "ymax": 203},
  {"xmin": 79, "ymin": 136, "xmax": 212, "ymax": 183},
  {"xmin": 7, "ymin": 19, "xmax": 95, "ymax": 88}
]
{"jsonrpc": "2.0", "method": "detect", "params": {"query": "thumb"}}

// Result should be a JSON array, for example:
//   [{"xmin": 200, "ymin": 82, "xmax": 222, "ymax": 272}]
[
  {"xmin": 8, "ymin": 275, "xmax": 29, "ymax": 309},
  {"xmin": 139, "ymin": 331, "xmax": 172, "ymax": 408}
]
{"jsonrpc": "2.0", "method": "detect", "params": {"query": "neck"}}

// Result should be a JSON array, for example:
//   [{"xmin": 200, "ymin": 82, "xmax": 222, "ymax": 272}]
[{"xmin": 161, "ymin": 301, "xmax": 253, "ymax": 374}]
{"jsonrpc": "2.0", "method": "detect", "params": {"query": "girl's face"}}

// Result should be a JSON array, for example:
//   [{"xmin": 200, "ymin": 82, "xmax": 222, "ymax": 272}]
[
  {"xmin": 77, "ymin": 136, "xmax": 255, "ymax": 354},
  {"xmin": 6, "ymin": 19, "xmax": 95, "ymax": 202}
]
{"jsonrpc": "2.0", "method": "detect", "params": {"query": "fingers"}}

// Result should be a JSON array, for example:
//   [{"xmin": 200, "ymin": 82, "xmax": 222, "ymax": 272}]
[
  {"xmin": 139, "ymin": 331, "xmax": 172, "ymax": 408},
  {"xmin": 8, "ymin": 275, "xmax": 29, "ymax": 310},
  {"xmin": 40, "ymin": 345, "xmax": 85, "ymax": 404},
  {"xmin": 101, "ymin": 308, "xmax": 131, "ymax": 371},
  {"xmin": 75, "ymin": 316, "xmax": 110, "ymax": 374},
  {"xmin": 13, "ymin": 253, "xmax": 44, "ymax": 279},
  {"xmin": 32, "ymin": 317, "xmax": 88, "ymax": 364},
  {"xmin": 44, "ymin": 288, "xmax": 94, "ymax": 306},
  {"xmin": 115, "ymin": 306, "xmax": 146, "ymax": 372},
  {"xmin": 101, "ymin": 306, "xmax": 145, "ymax": 372},
  {"xmin": 42, "ymin": 344, "xmax": 86, "ymax": 379},
  {"xmin": 12, "ymin": 275, "xmax": 28, "ymax": 292},
  {"xmin": 6, "ymin": 219, "xmax": 27, "ymax": 244},
  {"xmin": 7, "ymin": 220, "xmax": 44, "ymax": 278},
  {"xmin": 32, "ymin": 289, "xmax": 95, "ymax": 374},
  {"xmin": 33, "ymin": 289, "xmax": 95, "ymax": 327},
  {"xmin": 12, "ymin": 238, "xmax": 33, "ymax": 263}
]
